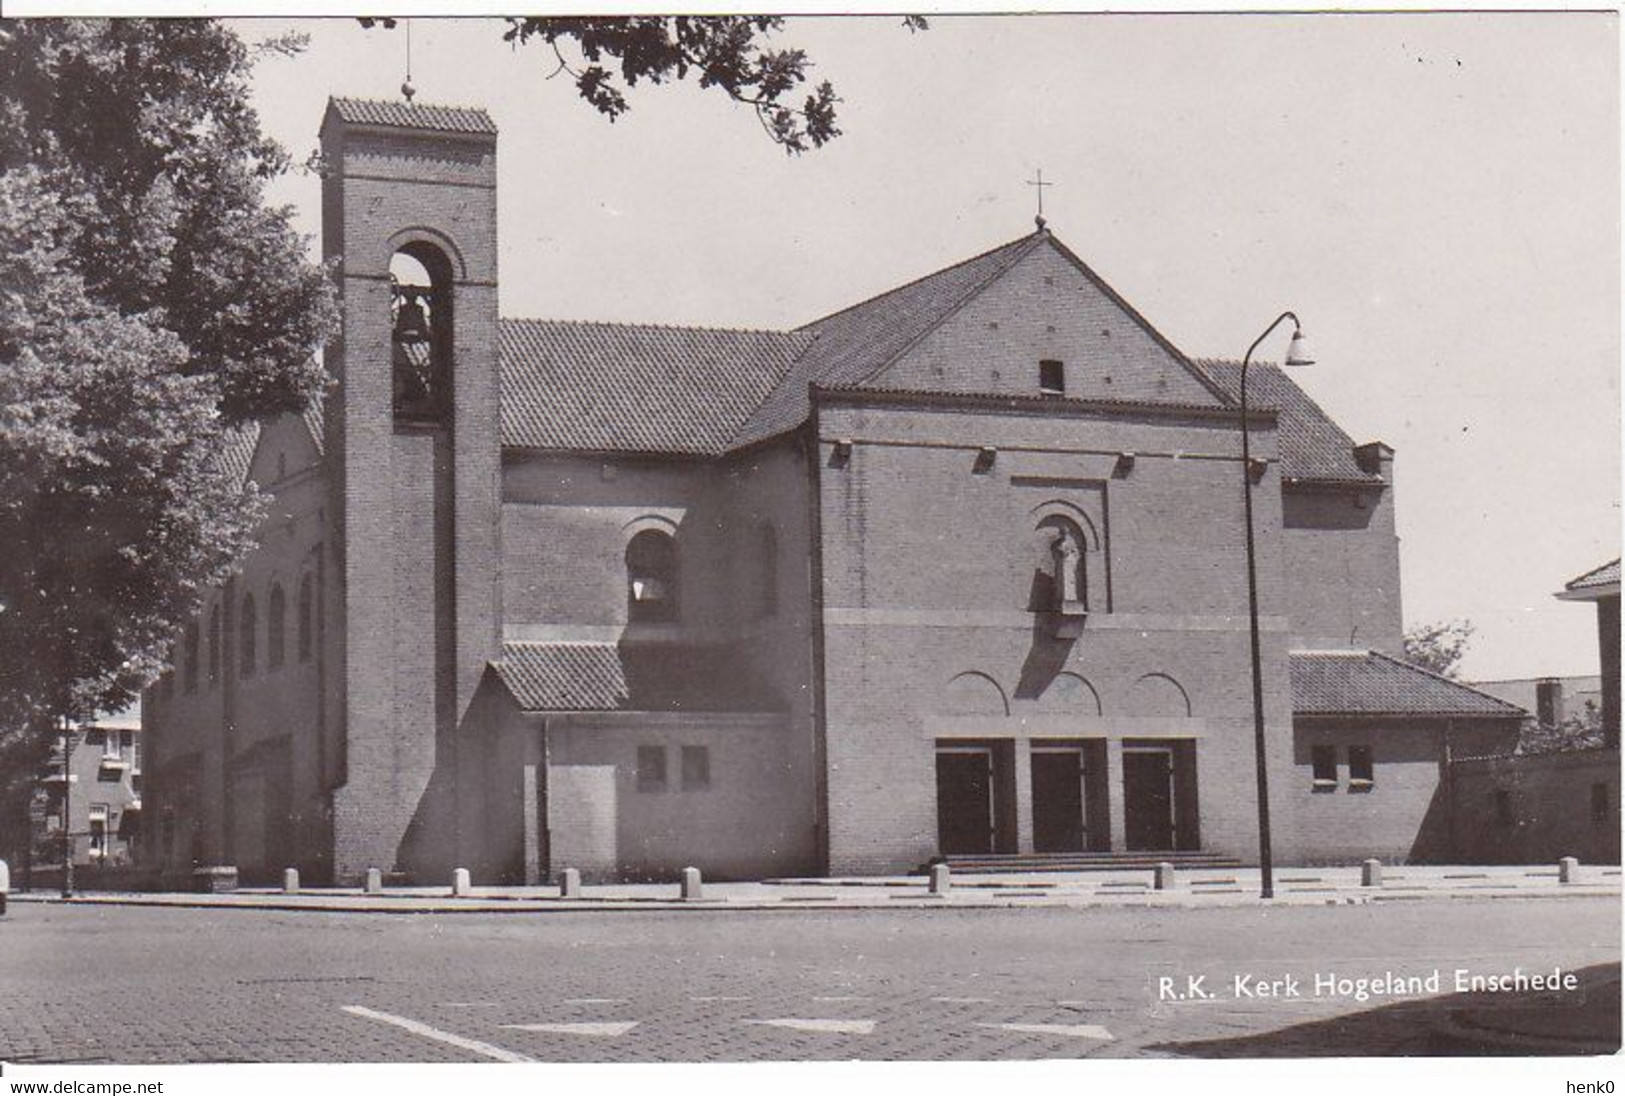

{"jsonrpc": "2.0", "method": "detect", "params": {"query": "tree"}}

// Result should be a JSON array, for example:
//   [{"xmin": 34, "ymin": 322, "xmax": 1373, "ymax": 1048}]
[
  {"xmin": 0, "ymin": 20, "xmax": 335, "ymax": 424},
  {"xmin": 0, "ymin": 20, "xmax": 336, "ymax": 864},
  {"xmin": 1402, "ymin": 619, "xmax": 1476, "ymax": 679},
  {"xmin": 1518, "ymin": 699, "xmax": 1606, "ymax": 755},
  {"xmin": 0, "ymin": 168, "xmax": 268, "ymax": 863},
  {"xmin": 364, "ymin": 16, "xmax": 927, "ymax": 154}
]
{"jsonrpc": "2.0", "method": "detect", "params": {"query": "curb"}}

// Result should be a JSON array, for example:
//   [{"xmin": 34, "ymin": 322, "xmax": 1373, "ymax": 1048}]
[{"xmin": 6, "ymin": 883, "xmax": 1615, "ymax": 916}]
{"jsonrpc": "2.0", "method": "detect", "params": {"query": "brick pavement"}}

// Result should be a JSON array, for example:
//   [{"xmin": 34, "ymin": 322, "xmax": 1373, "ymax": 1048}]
[{"xmin": 0, "ymin": 898, "xmax": 1616, "ymax": 1063}]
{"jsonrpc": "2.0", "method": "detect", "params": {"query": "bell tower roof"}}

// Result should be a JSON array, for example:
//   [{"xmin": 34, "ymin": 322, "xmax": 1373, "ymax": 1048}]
[{"xmin": 324, "ymin": 96, "xmax": 497, "ymax": 137}]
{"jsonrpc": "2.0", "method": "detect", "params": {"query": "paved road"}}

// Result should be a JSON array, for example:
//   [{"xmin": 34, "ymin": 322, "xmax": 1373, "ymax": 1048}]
[{"xmin": 0, "ymin": 897, "xmax": 1616, "ymax": 1062}]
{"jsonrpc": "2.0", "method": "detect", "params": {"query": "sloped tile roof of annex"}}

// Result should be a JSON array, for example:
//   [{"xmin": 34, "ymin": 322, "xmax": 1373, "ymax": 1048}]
[
  {"xmin": 1198, "ymin": 360, "xmax": 1382, "ymax": 485},
  {"xmin": 1290, "ymin": 650, "xmax": 1527, "ymax": 719},
  {"xmin": 327, "ymin": 97, "xmax": 497, "ymax": 135},
  {"xmin": 492, "ymin": 640, "xmax": 781, "ymax": 712}
]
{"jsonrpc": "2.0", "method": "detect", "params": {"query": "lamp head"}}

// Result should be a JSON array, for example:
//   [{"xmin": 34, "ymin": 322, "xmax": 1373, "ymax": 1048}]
[{"xmin": 1285, "ymin": 328, "xmax": 1315, "ymax": 368}]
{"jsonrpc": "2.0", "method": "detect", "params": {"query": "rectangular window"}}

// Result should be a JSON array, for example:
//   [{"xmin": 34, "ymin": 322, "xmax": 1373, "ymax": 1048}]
[
  {"xmin": 1592, "ymin": 783, "xmax": 1610, "ymax": 826},
  {"xmin": 1310, "ymin": 744, "xmax": 1337, "ymax": 790},
  {"xmin": 1347, "ymin": 746, "xmax": 1374, "ymax": 791},
  {"xmin": 1039, "ymin": 359, "xmax": 1066, "ymax": 396},
  {"xmin": 636, "ymin": 745, "xmax": 667, "ymax": 793},
  {"xmin": 1495, "ymin": 789, "xmax": 1515, "ymax": 826},
  {"xmin": 681, "ymin": 745, "xmax": 711, "ymax": 791},
  {"xmin": 102, "ymin": 730, "xmax": 122, "ymax": 760}
]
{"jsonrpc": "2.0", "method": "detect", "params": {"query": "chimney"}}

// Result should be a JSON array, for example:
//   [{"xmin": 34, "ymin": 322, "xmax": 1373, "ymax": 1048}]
[{"xmin": 1535, "ymin": 677, "xmax": 1564, "ymax": 728}]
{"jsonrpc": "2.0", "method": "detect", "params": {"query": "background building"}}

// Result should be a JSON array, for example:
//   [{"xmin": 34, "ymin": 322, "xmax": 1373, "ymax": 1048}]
[{"xmin": 28, "ymin": 704, "xmax": 144, "ymax": 882}]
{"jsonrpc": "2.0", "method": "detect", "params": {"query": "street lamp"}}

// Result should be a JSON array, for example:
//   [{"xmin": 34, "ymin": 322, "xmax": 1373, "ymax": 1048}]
[{"xmin": 1239, "ymin": 311, "xmax": 1314, "ymax": 900}]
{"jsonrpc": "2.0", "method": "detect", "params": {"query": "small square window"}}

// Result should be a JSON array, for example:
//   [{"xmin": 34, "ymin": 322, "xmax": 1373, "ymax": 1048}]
[
  {"xmin": 1591, "ymin": 782, "xmax": 1611, "ymax": 826},
  {"xmin": 636, "ymin": 746, "xmax": 667, "ymax": 793},
  {"xmin": 681, "ymin": 746, "xmax": 711, "ymax": 791},
  {"xmin": 1310, "ymin": 744, "xmax": 1337, "ymax": 790},
  {"xmin": 1039, "ymin": 359, "xmax": 1066, "ymax": 396},
  {"xmin": 1347, "ymin": 746, "xmax": 1374, "ymax": 791}
]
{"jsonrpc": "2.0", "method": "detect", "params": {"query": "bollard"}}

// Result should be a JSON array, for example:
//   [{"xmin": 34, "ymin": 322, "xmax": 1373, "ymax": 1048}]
[
  {"xmin": 1154, "ymin": 862, "xmax": 1176, "ymax": 891},
  {"xmin": 453, "ymin": 867, "xmax": 472, "ymax": 897},
  {"xmin": 0, "ymin": 858, "xmax": 9, "ymax": 917},
  {"xmin": 559, "ymin": 867, "xmax": 582, "ymax": 900},
  {"xmin": 929, "ymin": 862, "xmax": 951, "ymax": 895},
  {"xmin": 1361, "ymin": 859, "xmax": 1383, "ymax": 887},
  {"xmin": 364, "ymin": 867, "xmax": 383, "ymax": 895},
  {"xmin": 681, "ymin": 866, "xmax": 703, "ymax": 901},
  {"xmin": 282, "ymin": 867, "xmax": 300, "ymax": 895},
  {"xmin": 1559, "ymin": 856, "xmax": 1580, "ymax": 885}
]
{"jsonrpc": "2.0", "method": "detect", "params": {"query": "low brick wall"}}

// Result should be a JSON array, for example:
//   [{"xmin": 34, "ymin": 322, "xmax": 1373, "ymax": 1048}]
[{"xmin": 1448, "ymin": 748, "xmax": 1620, "ymax": 865}]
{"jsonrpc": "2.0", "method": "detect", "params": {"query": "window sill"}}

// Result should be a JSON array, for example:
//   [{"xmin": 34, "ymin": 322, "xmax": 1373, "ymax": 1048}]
[
  {"xmin": 1311, "ymin": 780, "xmax": 1338, "ymax": 794},
  {"xmin": 1348, "ymin": 780, "xmax": 1375, "ymax": 794}
]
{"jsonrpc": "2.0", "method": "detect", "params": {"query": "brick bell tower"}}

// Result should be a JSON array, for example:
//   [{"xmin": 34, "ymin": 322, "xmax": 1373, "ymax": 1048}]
[{"xmin": 318, "ymin": 98, "xmax": 502, "ymax": 884}]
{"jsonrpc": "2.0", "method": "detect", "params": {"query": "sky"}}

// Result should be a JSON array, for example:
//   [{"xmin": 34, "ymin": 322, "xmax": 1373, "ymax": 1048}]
[{"xmin": 237, "ymin": 13, "xmax": 1620, "ymax": 682}]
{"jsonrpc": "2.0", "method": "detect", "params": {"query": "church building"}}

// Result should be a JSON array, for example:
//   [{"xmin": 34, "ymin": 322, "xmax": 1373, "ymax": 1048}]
[{"xmin": 141, "ymin": 97, "xmax": 1526, "ymax": 885}]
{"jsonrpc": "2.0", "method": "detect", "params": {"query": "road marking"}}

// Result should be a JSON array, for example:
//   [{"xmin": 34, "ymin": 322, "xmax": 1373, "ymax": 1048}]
[
  {"xmin": 744, "ymin": 1018, "xmax": 876, "ymax": 1035},
  {"xmin": 932, "ymin": 996, "xmax": 993, "ymax": 1004},
  {"xmin": 562, "ymin": 997, "xmax": 627, "ymax": 1005},
  {"xmin": 691, "ymin": 995, "xmax": 752, "ymax": 1002},
  {"xmin": 978, "ymin": 1022, "xmax": 1114, "ymax": 1041},
  {"xmin": 502, "ymin": 1021, "xmax": 640, "ymax": 1037},
  {"xmin": 341, "ymin": 1005, "xmax": 535, "ymax": 1063},
  {"xmin": 439, "ymin": 1002, "xmax": 500, "ymax": 1009},
  {"xmin": 811, "ymin": 995, "xmax": 870, "ymax": 1002}
]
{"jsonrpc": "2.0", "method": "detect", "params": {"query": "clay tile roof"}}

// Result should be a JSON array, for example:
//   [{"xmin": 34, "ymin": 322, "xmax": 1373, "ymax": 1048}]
[
  {"xmin": 1197, "ymin": 360, "xmax": 1381, "ymax": 484},
  {"xmin": 215, "ymin": 421, "xmax": 263, "ymax": 491},
  {"xmin": 1290, "ymin": 650, "xmax": 1526, "ymax": 719},
  {"xmin": 731, "ymin": 234, "xmax": 1044, "ymax": 447},
  {"xmin": 301, "ymin": 393, "xmax": 326, "ymax": 456},
  {"xmin": 500, "ymin": 320, "xmax": 807, "ymax": 456},
  {"xmin": 493, "ymin": 642, "xmax": 629, "ymax": 712},
  {"xmin": 1562, "ymin": 559, "xmax": 1620, "ymax": 594},
  {"xmin": 493, "ymin": 641, "xmax": 783, "ymax": 713},
  {"xmin": 328, "ymin": 96, "xmax": 496, "ymax": 135}
]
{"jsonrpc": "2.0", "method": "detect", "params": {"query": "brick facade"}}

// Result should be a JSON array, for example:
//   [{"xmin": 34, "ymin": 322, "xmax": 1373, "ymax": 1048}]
[{"xmin": 141, "ymin": 95, "xmax": 1526, "ymax": 885}]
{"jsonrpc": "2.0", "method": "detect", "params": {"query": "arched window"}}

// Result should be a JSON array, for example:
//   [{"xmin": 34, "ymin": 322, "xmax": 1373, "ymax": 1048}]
[
  {"xmin": 267, "ymin": 584, "xmax": 286, "ymax": 669},
  {"xmin": 390, "ymin": 245, "xmax": 454, "ymax": 423},
  {"xmin": 297, "ymin": 572, "xmax": 314, "ymax": 663},
  {"xmin": 183, "ymin": 623, "xmax": 200, "ymax": 694},
  {"xmin": 239, "ymin": 593, "xmax": 257, "ymax": 677},
  {"xmin": 1035, "ymin": 515, "xmax": 1090, "ymax": 611},
  {"xmin": 207, "ymin": 605, "xmax": 221, "ymax": 685},
  {"xmin": 626, "ymin": 529, "xmax": 678, "ymax": 623}
]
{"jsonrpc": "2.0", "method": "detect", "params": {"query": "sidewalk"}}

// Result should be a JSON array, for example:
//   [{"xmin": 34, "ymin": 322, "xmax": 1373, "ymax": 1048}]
[{"xmin": 8, "ymin": 863, "xmax": 1619, "ymax": 915}]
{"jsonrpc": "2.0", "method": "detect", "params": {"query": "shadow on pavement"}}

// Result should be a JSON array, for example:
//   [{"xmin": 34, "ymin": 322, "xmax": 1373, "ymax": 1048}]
[{"xmin": 1150, "ymin": 962, "xmax": 1620, "ymax": 1057}]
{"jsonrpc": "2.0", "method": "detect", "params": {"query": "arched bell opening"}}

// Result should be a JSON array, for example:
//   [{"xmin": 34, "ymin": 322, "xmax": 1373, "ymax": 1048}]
[{"xmin": 390, "ymin": 244, "xmax": 454, "ymax": 424}]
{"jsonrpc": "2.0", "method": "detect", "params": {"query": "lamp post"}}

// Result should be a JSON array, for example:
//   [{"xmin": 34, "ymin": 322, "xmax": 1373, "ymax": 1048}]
[
  {"xmin": 59, "ymin": 716, "xmax": 75, "ymax": 898},
  {"xmin": 1239, "ymin": 311, "xmax": 1314, "ymax": 900}
]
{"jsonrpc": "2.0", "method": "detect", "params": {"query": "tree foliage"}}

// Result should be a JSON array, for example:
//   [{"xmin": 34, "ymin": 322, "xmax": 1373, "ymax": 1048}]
[
  {"xmin": 364, "ymin": 15, "xmax": 927, "ymax": 154},
  {"xmin": 0, "ymin": 20, "xmax": 335, "ymax": 758},
  {"xmin": 1401, "ymin": 618, "xmax": 1476, "ymax": 679},
  {"xmin": 0, "ymin": 19, "xmax": 335, "ymax": 424},
  {"xmin": 1518, "ymin": 698, "xmax": 1607, "ymax": 755}
]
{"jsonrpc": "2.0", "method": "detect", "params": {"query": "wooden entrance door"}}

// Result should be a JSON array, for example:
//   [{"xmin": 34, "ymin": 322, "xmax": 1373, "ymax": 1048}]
[
  {"xmin": 1031, "ymin": 748, "xmax": 1086, "ymax": 852},
  {"xmin": 936, "ymin": 748, "xmax": 994, "ymax": 855},
  {"xmin": 1123, "ymin": 747, "xmax": 1176, "ymax": 851}
]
